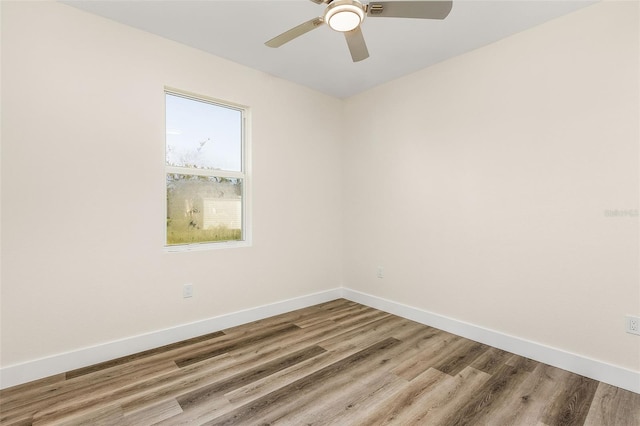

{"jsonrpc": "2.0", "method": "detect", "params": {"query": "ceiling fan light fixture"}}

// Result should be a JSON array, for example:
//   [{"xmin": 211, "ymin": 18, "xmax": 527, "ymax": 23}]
[{"xmin": 324, "ymin": 0, "xmax": 365, "ymax": 32}]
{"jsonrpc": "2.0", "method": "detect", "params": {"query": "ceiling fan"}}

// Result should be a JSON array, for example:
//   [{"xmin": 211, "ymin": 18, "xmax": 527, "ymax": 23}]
[{"xmin": 265, "ymin": 0, "xmax": 453, "ymax": 62}]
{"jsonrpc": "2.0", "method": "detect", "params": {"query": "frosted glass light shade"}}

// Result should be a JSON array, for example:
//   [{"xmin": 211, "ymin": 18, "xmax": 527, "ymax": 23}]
[{"xmin": 325, "ymin": 1, "xmax": 364, "ymax": 32}]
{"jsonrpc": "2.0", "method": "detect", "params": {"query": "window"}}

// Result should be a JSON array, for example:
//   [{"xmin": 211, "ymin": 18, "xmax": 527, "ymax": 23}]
[{"xmin": 165, "ymin": 90, "xmax": 249, "ymax": 250}]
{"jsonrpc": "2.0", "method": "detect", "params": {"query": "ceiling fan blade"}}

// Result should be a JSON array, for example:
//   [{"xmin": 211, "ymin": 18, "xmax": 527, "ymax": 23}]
[
  {"xmin": 367, "ymin": 1, "xmax": 452, "ymax": 19},
  {"xmin": 265, "ymin": 17, "xmax": 324, "ymax": 48},
  {"xmin": 344, "ymin": 27, "xmax": 369, "ymax": 62}
]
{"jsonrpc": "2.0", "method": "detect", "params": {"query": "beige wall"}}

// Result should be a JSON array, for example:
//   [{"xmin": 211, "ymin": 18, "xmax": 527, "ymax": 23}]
[
  {"xmin": 0, "ymin": 1, "xmax": 343, "ymax": 366},
  {"xmin": 2, "ymin": 0, "xmax": 639, "ymax": 377},
  {"xmin": 343, "ymin": 1, "xmax": 639, "ymax": 371}
]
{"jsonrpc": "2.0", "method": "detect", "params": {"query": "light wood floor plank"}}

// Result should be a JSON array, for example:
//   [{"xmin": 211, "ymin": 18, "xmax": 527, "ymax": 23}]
[
  {"xmin": 0, "ymin": 374, "xmax": 65, "ymax": 401},
  {"xmin": 66, "ymin": 331, "xmax": 226, "ymax": 380},
  {"xmin": 469, "ymin": 346, "xmax": 514, "ymax": 375},
  {"xmin": 0, "ymin": 361, "xmax": 180, "ymax": 424},
  {"xmin": 354, "ymin": 367, "xmax": 456, "ymax": 425},
  {"xmin": 316, "ymin": 313, "xmax": 400, "ymax": 350},
  {"xmin": 209, "ymin": 337, "xmax": 403, "ymax": 425},
  {"xmin": 311, "ymin": 371, "xmax": 408, "ymax": 425},
  {"xmin": 32, "ymin": 403, "xmax": 125, "ymax": 426},
  {"xmin": 222, "ymin": 315, "xmax": 424, "ymax": 410},
  {"xmin": 176, "ymin": 345, "xmax": 326, "ymax": 411},
  {"xmin": 390, "ymin": 331, "xmax": 464, "ymax": 380},
  {"xmin": 382, "ymin": 365, "xmax": 493, "ymax": 425},
  {"xmin": 122, "ymin": 399, "xmax": 183, "ymax": 426},
  {"xmin": 439, "ymin": 357, "xmax": 534, "ymax": 425},
  {"xmin": 542, "ymin": 372, "xmax": 599, "ymax": 425},
  {"xmin": 224, "ymin": 338, "xmax": 384, "ymax": 406},
  {"xmin": 174, "ymin": 323, "xmax": 300, "ymax": 368},
  {"xmin": 471, "ymin": 362, "xmax": 569, "ymax": 425},
  {"xmin": 584, "ymin": 382, "xmax": 640, "ymax": 426},
  {"xmin": 252, "ymin": 322, "xmax": 426, "ymax": 425}
]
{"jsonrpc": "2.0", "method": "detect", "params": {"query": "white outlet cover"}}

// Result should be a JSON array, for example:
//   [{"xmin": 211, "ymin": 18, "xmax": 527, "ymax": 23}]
[
  {"xmin": 625, "ymin": 315, "xmax": 640, "ymax": 335},
  {"xmin": 183, "ymin": 284, "xmax": 193, "ymax": 298}
]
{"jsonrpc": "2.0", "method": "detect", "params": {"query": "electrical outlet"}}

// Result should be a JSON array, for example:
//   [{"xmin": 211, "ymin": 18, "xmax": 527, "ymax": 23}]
[
  {"xmin": 183, "ymin": 283, "xmax": 193, "ymax": 298},
  {"xmin": 625, "ymin": 315, "xmax": 640, "ymax": 335},
  {"xmin": 377, "ymin": 266, "xmax": 384, "ymax": 279}
]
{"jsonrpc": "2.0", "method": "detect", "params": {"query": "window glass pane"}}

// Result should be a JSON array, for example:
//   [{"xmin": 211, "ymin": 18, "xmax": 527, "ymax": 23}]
[
  {"xmin": 166, "ymin": 93, "xmax": 242, "ymax": 172},
  {"xmin": 167, "ymin": 174, "xmax": 242, "ymax": 245}
]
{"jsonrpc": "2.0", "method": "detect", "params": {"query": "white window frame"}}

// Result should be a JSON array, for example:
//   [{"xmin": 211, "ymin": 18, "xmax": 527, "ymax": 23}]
[{"xmin": 164, "ymin": 88, "xmax": 251, "ymax": 252}]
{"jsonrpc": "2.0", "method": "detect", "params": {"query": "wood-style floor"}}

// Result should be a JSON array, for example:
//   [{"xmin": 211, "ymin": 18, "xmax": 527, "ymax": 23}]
[{"xmin": 1, "ymin": 299, "xmax": 639, "ymax": 425}]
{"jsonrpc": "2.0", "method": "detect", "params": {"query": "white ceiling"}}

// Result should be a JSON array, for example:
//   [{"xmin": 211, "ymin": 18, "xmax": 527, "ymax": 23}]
[{"xmin": 62, "ymin": 0, "xmax": 596, "ymax": 98}]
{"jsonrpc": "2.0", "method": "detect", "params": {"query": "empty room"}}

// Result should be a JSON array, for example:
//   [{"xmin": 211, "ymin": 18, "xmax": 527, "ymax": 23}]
[{"xmin": 1, "ymin": 0, "xmax": 639, "ymax": 424}]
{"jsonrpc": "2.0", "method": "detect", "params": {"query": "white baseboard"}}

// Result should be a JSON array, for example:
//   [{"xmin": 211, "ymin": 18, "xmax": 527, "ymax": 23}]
[
  {"xmin": 3, "ymin": 287, "xmax": 638, "ymax": 394},
  {"xmin": 0, "ymin": 288, "xmax": 344, "ymax": 390},
  {"xmin": 342, "ymin": 288, "xmax": 640, "ymax": 394}
]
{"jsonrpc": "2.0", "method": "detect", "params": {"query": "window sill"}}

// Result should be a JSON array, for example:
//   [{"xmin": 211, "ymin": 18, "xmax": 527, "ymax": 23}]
[{"xmin": 164, "ymin": 240, "xmax": 251, "ymax": 253}]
